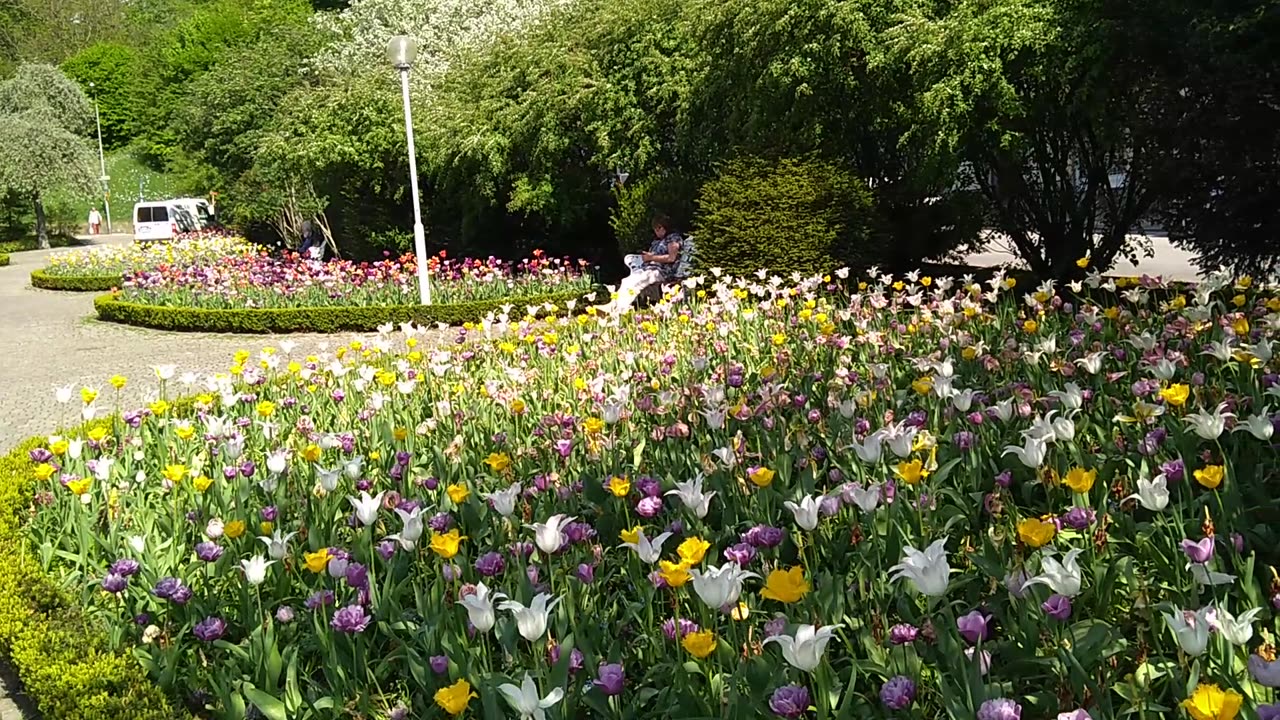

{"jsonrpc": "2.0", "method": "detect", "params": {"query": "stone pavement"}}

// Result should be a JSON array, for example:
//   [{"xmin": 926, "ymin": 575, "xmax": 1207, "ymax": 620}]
[
  {"xmin": 0, "ymin": 238, "xmax": 388, "ymax": 454},
  {"xmin": 964, "ymin": 232, "xmax": 1203, "ymax": 280}
]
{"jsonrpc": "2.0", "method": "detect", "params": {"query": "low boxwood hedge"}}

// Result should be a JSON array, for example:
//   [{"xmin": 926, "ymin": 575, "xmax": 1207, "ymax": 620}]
[
  {"xmin": 95, "ymin": 287, "xmax": 606, "ymax": 333},
  {"xmin": 0, "ymin": 253, "xmax": 9, "ymax": 267},
  {"xmin": 0, "ymin": 433, "xmax": 180, "ymax": 720},
  {"xmin": 30, "ymin": 268, "xmax": 122, "ymax": 292}
]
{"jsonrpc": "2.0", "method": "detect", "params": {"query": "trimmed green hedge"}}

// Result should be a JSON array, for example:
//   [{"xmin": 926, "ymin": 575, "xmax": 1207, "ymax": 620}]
[
  {"xmin": 31, "ymin": 268, "xmax": 122, "ymax": 292},
  {"xmin": 0, "ymin": 253, "xmax": 9, "ymax": 267},
  {"xmin": 0, "ymin": 433, "xmax": 180, "ymax": 719},
  {"xmin": 95, "ymin": 287, "xmax": 606, "ymax": 333}
]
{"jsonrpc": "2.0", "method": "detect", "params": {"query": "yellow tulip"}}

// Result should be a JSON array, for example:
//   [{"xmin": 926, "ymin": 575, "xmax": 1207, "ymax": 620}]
[
  {"xmin": 1063, "ymin": 467, "xmax": 1096, "ymax": 494},
  {"xmin": 761, "ymin": 566, "xmax": 810, "ymax": 603},
  {"xmin": 682, "ymin": 629, "xmax": 717, "ymax": 659},
  {"xmin": 1182, "ymin": 683, "xmax": 1242, "ymax": 720},
  {"xmin": 1017, "ymin": 518, "xmax": 1057, "ymax": 548},
  {"xmin": 606, "ymin": 476, "xmax": 631, "ymax": 497},
  {"xmin": 1194, "ymin": 465, "xmax": 1225, "ymax": 489},
  {"xmin": 677, "ymin": 537, "xmax": 710, "ymax": 565},
  {"xmin": 434, "ymin": 679, "xmax": 476, "ymax": 716},
  {"xmin": 430, "ymin": 529, "xmax": 467, "ymax": 559},
  {"xmin": 304, "ymin": 548, "xmax": 331, "ymax": 573},
  {"xmin": 447, "ymin": 483, "xmax": 470, "ymax": 504}
]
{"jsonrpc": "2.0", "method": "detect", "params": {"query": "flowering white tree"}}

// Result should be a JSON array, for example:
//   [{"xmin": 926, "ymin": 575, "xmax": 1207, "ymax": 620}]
[
  {"xmin": 311, "ymin": 0, "xmax": 569, "ymax": 92},
  {"xmin": 0, "ymin": 64, "xmax": 96, "ymax": 248}
]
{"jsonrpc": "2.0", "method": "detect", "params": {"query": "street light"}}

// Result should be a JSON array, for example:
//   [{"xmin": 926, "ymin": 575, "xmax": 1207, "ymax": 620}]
[
  {"xmin": 88, "ymin": 81, "xmax": 112, "ymax": 233},
  {"xmin": 387, "ymin": 35, "xmax": 432, "ymax": 305}
]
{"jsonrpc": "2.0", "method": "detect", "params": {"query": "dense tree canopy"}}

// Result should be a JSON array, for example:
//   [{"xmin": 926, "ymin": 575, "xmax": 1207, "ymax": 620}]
[{"xmin": 0, "ymin": 0, "xmax": 1275, "ymax": 276}]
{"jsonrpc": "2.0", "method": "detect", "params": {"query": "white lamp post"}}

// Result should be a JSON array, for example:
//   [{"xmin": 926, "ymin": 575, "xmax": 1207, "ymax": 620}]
[
  {"xmin": 387, "ymin": 35, "xmax": 432, "ymax": 305},
  {"xmin": 88, "ymin": 82, "xmax": 112, "ymax": 233}
]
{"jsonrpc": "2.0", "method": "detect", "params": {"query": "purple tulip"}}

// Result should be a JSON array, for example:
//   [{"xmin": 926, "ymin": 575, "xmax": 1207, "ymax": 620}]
[
  {"xmin": 345, "ymin": 562, "xmax": 369, "ymax": 589},
  {"xmin": 742, "ymin": 525, "xmax": 784, "ymax": 548},
  {"xmin": 275, "ymin": 606, "xmax": 295, "ymax": 624},
  {"xmin": 1042, "ymin": 594, "xmax": 1072, "ymax": 621},
  {"xmin": 305, "ymin": 590, "xmax": 335, "ymax": 610},
  {"xmin": 1059, "ymin": 507, "xmax": 1095, "ymax": 530},
  {"xmin": 764, "ymin": 615, "xmax": 788, "ymax": 638},
  {"xmin": 1259, "ymin": 704, "xmax": 1280, "ymax": 720},
  {"xmin": 1160, "ymin": 458, "xmax": 1185, "ymax": 483},
  {"xmin": 956, "ymin": 611, "xmax": 991, "ymax": 644},
  {"xmin": 635, "ymin": 496, "xmax": 663, "ymax": 517},
  {"xmin": 724, "ymin": 543, "xmax": 757, "ymax": 566},
  {"xmin": 193, "ymin": 616, "xmax": 227, "ymax": 642},
  {"xmin": 576, "ymin": 563, "xmax": 595, "ymax": 584},
  {"xmin": 475, "ymin": 551, "xmax": 506, "ymax": 577},
  {"xmin": 430, "ymin": 655, "xmax": 449, "ymax": 675},
  {"xmin": 110, "ymin": 558, "xmax": 140, "ymax": 577},
  {"xmin": 662, "ymin": 618, "xmax": 699, "ymax": 641},
  {"xmin": 595, "ymin": 663, "xmax": 625, "ymax": 696},
  {"xmin": 888, "ymin": 623, "xmax": 919, "ymax": 645},
  {"xmin": 331, "ymin": 604, "xmax": 371, "ymax": 633},
  {"xmin": 879, "ymin": 676, "xmax": 916, "ymax": 711},
  {"xmin": 977, "ymin": 699, "xmax": 1022, "ymax": 720},
  {"xmin": 769, "ymin": 685, "xmax": 811, "ymax": 719},
  {"xmin": 101, "ymin": 573, "xmax": 128, "ymax": 593},
  {"xmin": 194, "ymin": 541, "xmax": 224, "ymax": 563},
  {"xmin": 1250, "ymin": 655, "xmax": 1280, "ymax": 687},
  {"xmin": 1180, "ymin": 537, "xmax": 1215, "ymax": 564},
  {"xmin": 170, "ymin": 585, "xmax": 193, "ymax": 605},
  {"xmin": 995, "ymin": 470, "xmax": 1013, "ymax": 488}
]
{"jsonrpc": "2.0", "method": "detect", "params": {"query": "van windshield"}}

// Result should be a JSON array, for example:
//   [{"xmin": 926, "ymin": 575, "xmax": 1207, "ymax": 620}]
[{"xmin": 137, "ymin": 206, "xmax": 169, "ymax": 223}]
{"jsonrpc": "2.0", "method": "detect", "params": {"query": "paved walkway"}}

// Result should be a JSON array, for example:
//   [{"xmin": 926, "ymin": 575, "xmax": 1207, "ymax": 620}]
[{"xmin": 0, "ymin": 238, "xmax": 387, "ymax": 453}]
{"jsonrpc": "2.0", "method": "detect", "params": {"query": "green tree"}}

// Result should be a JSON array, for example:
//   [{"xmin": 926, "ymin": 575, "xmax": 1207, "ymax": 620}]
[
  {"xmin": 0, "ymin": 64, "xmax": 96, "ymax": 247},
  {"xmin": 1144, "ymin": 0, "xmax": 1280, "ymax": 277},
  {"xmin": 61, "ymin": 42, "xmax": 140, "ymax": 150},
  {"xmin": 881, "ymin": 0, "xmax": 1160, "ymax": 278}
]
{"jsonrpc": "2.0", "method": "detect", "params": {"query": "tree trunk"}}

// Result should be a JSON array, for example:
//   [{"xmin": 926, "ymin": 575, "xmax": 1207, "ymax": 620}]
[{"xmin": 33, "ymin": 192, "xmax": 48, "ymax": 250}]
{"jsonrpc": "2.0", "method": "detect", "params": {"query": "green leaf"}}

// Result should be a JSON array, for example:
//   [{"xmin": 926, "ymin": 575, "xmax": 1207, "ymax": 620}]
[{"xmin": 242, "ymin": 685, "xmax": 288, "ymax": 720}]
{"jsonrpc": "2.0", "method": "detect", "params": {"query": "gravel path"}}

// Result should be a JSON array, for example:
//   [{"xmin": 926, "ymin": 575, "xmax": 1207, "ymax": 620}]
[{"xmin": 0, "ymin": 237, "xmax": 396, "ymax": 454}]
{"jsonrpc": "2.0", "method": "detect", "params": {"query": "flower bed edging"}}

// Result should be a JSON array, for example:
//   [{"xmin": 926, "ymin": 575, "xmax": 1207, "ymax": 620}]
[
  {"xmin": 0, "ymin": 434, "xmax": 180, "ymax": 720},
  {"xmin": 31, "ymin": 268, "xmax": 121, "ymax": 292},
  {"xmin": 94, "ymin": 288, "xmax": 606, "ymax": 334}
]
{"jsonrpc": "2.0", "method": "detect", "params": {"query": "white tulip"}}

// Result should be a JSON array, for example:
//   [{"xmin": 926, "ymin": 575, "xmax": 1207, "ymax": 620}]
[
  {"xmin": 315, "ymin": 465, "xmax": 341, "ymax": 492},
  {"xmin": 54, "ymin": 385, "xmax": 73, "ymax": 404},
  {"xmin": 343, "ymin": 456, "xmax": 365, "ymax": 480},
  {"xmin": 711, "ymin": 447, "xmax": 737, "ymax": 468},
  {"xmin": 952, "ymin": 389, "xmax": 977, "ymax": 413},
  {"xmin": 763, "ymin": 623, "xmax": 843, "ymax": 672},
  {"xmin": 1023, "ymin": 548, "xmax": 1084, "ymax": 598},
  {"xmin": 1146, "ymin": 357, "xmax": 1177, "ymax": 381},
  {"xmin": 128, "ymin": 535, "xmax": 146, "ymax": 554},
  {"xmin": 883, "ymin": 423, "xmax": 917, "ymax": 458},
  {"xmin": 990, "ymin": 398, "xmax": 1015, "ymax": 422},
  {"xmin": 154, "ymin": 364, "xmax": 177, "ymax": 381},
  {"xmin": 666, "ymin": 475, "xmax": 717, "ymax": 519},
  {"xmin": 1075, "ymin": 352, "xmax": 1105, "ymax": 375},
  {"xmin": 1002, "ymin": 435, "xmax": 1048, "ymax": 468},
  {"xmin": 889, "ymin": 537, "xmax": 951, "ymax": 597},
  {"xmin": 205, "ymin": 518, "xmax": 225, "ymax": 539},
  {"xmin": 847, "ymin": 483, "xmax": 880, "ymax": 513},
  {"xmin": 241, "ymin": 555, "xmax": 274, "ymax": 585},
  {"xmin": 618, "ymin": 529, "xmax": 673, "ymax": 564},
  {"xmin": 1164, "ymin": 607, "xmax": 1212, "ymax": 655},
  {"xmin": 483, "ymin": 483, "xmax": 523, "ymax": 517},
  {"xmin": 266, "ymin": 450, "xmax": 288, "ymax": 475},
  {"xmin": 460, "ymin": 582, "xmax": 504, "ymax": 633},
  {"xmin": 1125, "ymin": 475, "xmax": 1170, "ymax": 511},
  {"xmin": 1184, "ymin": 402, "xmax": 1233, "ymax": 440},
  {"xmin": 387, "ymin": 506, "xmax": 425, "ymax": 550},
  {"xmin": 499, "ymin": 593, "xmax": 560, "ymax": 642},
  {"xmin": 257, "ymin": 529, "xmax": 297, "ymax": 560},
  {"xmin": 690, "ymin": 562, "xmax": 760, "ymax": 609},
  {"xmin": 347, "ymin": 491, "xmax": 385, "ymax": 526},
  {"xmin": 783, "ymin": 495, "xmax": 822, "ymax": 531},
  {"xmin": 527, "ymin": 514, "xmax": 577, "ymax": 555},
  {"xmin": 498, "ymin": 673, "xmax": 564, "ymax": 720},
  {"xmin": 1236, "ymin": 411, "xmax": 1274, "ymax": 441},
  {"xmin": 91, "ymin": 457, "xmax": 114, "ymax": 481},
  {"xmin": 1214, "ymin": 605, "xmax": 1264, "ymax": 646},
  {"xmin": 848, "ymin": 431, "xmax": 884, "ymax": 464},
  {"xmin": 1050, "ymin": 413, "xmax": 1076, "ymax": 443}
]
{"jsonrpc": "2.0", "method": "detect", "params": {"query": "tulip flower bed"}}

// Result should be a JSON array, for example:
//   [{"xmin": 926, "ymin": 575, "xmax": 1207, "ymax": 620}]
[
  {"xmin": 32, "ymin": 235, "xmax": 257, "ymax": 291},
  {"xmin": 117, "ymin": 252, "xmax": 596, "ymax": 309},
  {"xmin": 13, "ymin": 268, "xmax": 1280, "ymax": 720}
]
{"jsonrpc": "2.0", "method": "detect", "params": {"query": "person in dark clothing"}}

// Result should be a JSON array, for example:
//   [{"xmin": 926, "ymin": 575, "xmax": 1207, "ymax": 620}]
[
  {"xmin": 603, "ymin": 214, "xmax": 683, "ymax": 314},
  {"xmin": 298, "ymin": 220, "xmax": 323, "ymax": 260}
]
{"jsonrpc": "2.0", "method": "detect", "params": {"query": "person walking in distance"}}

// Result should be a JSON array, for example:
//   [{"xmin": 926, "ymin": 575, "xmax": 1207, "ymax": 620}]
[{"xmin": 88, "ymin": 207, "xmax": 102, "ymax": 235}]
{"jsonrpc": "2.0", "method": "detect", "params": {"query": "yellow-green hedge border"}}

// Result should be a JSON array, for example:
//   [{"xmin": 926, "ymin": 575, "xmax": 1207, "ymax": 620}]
[
  {"xmin": 0, "ymin": 433, "xmax": 180, "ymax": 719},
  {"xmin": 0, "ymin": 253, "xmax": 9, "ymax": 267},
  {"xmin": 95, "ymin": 287, "xmax": 605, "ymax": 334},
  {"xmin": 31, "ymin": 268, "xmax": 121, "ymax": 292}
]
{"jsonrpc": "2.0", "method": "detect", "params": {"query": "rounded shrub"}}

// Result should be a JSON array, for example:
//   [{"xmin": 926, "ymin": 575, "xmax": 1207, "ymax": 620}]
[
  {"xmin": 94, "ymin": 287, "xmax": 604, "ymax": 334},
  {"xmin": 0, "ymin": 252, "xmax": 8, "ymax": 267},
  {"xmin": 692, "ymin": 155, "xmax": 873, "ymax": 277},
  {"xmin": 31, "ymin": 268, "xmax": 121, "ymax": 291}
]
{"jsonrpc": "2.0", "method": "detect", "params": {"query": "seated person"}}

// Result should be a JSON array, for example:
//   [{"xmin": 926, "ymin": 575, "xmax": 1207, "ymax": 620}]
[{"xmin": 604, "ymin": 214, "xmax": 683, "ymax": 315}]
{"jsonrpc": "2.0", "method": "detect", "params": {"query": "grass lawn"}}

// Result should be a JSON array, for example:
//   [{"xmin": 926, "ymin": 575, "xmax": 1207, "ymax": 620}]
[{"xmin": 41, "ymin": 149, "xmax": 180, "ymax": 233}]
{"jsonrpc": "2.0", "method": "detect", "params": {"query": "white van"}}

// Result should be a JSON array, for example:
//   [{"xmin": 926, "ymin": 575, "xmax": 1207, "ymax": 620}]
[
  {"xmin": 133, "ymin": 201, "xmax": 179, "ymax": 243},
  {"xmin": 169, "ymin": 198, "xmax": 216, "ymax": 230}
]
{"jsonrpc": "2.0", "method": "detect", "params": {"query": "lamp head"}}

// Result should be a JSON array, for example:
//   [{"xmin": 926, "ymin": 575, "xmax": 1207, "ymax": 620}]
[{"xmin": 387, "ymin": 36, "xmax": 417, "ymax": 70}]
